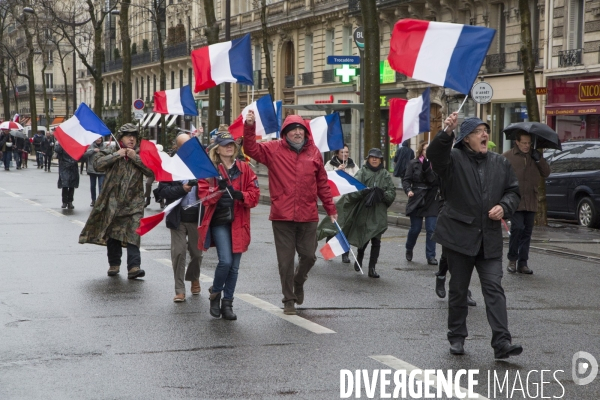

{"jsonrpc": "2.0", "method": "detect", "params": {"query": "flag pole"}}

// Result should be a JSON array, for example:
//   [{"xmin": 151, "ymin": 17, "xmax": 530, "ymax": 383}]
[
  {"xmin": 334, "ymin": 220, "xmax": 363, "ymax": 274},
  {"xmin": 443, "ymin": 95, "xmax": 469, "ymax": 132},
  {"xmin": 251, "ymin": 85, "xmax": 255, "ymax": 103},
  {"xmin": 111, "ymin": 133, "xmax": 122, "ymax": 149}
]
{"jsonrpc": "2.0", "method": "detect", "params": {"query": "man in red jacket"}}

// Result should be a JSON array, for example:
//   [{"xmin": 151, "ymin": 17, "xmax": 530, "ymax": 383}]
[{"xmin": 244, "ymin": 111, "xmax": 337, "ymax": 315}]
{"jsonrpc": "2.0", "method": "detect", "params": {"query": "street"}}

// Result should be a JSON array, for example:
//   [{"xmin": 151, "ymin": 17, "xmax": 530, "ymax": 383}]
[{"xmin": 1, "ymin": 166, "xmax": 599, "ymax": 399}]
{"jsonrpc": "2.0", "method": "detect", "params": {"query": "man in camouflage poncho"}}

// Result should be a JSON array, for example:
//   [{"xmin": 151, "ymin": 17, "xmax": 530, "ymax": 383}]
[{"xmin": 79, "ymin": 123, "xmax": 154, "ymax": 279}]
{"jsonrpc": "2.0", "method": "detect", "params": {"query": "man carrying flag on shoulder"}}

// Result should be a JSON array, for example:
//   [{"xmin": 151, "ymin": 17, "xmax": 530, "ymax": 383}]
[{"xmin": 79, "ymin": 123, "xmax": 154, "ymax": 280}]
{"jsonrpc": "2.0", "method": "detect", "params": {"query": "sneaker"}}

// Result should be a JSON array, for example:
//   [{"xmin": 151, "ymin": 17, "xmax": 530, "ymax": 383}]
[
  {"xmin": 507, "ymin": 260, "xmax": 517, "ymax": 273},
  {"xmin": 517, "ymin": 265, "xmax": 533, "ymax": 274},
  {"xmin": 450, "ymin": 342, "xmax": 465, "ymax": 355},
  {"xmin": 173, "ymin": 293, "xmax": 186, "ymax": 302},
  {"xmin": 427, "ymin": 258, "xmax": 438, "ymax": 265},
  {"xmin": 90, "ymin": 201, "xmax": 95, "ymax": 207},
  {"xmin": 127, "ymin": 266, "xmax": 145, "ymax": 279},
  {"xmin": 191, "ymin": 280, "xmax": 201, "ymax": 295},
  {"xmin": 107, "ymin": 265, "xmax": 120, "ymax": 276},
  {"xmin": 494, "ymin": 343, "xmax": 523, "ymax": 359},
  {"xmin": 406, "ymin": 249, "xmax": 413, "ymax": 262},
  {"xmin": 283, "ymin": 301, "xmax": 296, "ymax": 315}
]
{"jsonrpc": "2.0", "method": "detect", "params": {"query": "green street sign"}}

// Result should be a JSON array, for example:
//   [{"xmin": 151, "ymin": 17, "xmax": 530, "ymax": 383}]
[{"xmin": 380, "ymin": 60, "xmax": 396, "ymax": 84}]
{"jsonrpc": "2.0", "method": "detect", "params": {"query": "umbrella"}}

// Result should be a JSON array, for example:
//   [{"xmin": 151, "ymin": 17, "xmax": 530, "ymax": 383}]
[
  {"xmin": 9, "ymin": 130, "xmax": 28, "ymax": 139},
  {"xmin": 502, "ymin": 122, "xmax": 562, "ymax": 150},
  {"xmin": 0, "ymin": 121, "xmax": 24, "ymax": 130}
]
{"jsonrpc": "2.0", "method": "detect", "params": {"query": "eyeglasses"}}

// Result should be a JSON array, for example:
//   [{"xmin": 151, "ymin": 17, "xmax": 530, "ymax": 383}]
[{"xmin": 472, "ymin": 128, "xmax": 489, "ymax": 135}]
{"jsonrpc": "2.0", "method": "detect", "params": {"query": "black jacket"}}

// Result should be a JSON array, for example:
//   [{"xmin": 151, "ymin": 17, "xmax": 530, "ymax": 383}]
[
  {"xmin": 402, "ymin": 158, "xmax": 440, "ymax": 217},
  {"xmin": 41, "ymin": 136, "xmax": 55, "ymax": 155},
  {"xmin": 393, "ymin": 142, "xmax": 414, "ymax": 178},
  {"xmin": 156, "ymin": 181, "xmax": 200, "ymax": 229},
  {"xmin": 427, "ymin": 131, "xmax": 520, "ymax": 258}
]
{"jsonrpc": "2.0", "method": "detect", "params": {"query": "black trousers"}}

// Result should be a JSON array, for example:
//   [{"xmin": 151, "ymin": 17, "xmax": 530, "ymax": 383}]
[
  {"xmin": 508, "ymin": 211, "xmax": 535, "ymax": 267},
  {"xmin": 436, "ymin": 248, "xmax": 449, "ymax": 276},
  {"xmin": 358, "ymin": 237, "xmax": 381, "ymax": 265},
  {"xmin": 44, "ymin": 152, "xmax": 53, "ymax": 170},
  {"xmin": 106, "ymin": 238, "xmax": 141, "ymax": 270},
  {"xmin": 61, "ymin": 187, "xmax": 74, "ymax": 203},
  {"xmin": 445, "ymin": 245, "xmax": 511, "ymax": 350}
]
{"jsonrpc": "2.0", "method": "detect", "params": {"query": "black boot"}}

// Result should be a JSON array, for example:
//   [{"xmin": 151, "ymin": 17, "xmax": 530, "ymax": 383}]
[
  {"xmin": 67, "ymin": 202, "xmax": 74, "ymax": 209},
  {"xmin": 467, "ymin": 290, "xmax": 477, "ymax": 307},
  {"xmin": 435, "ymin": 275, "xmax": 446, "ymax": 298},
  {"xmin": 368, "ymin": 241, "xmax": 381, "ymax": 278},
  {"xmin": 61, "ymin": 203, "xmax": 67, "ymax": 208},
  {"xmin": 208, "ymin": 286, "xmax": 221, "ymax": 318},
  {"xmin": 341, "ymin": 252, "xmax": 350, "ymax": 263},
  {"xmin": 354, "ymin": 249, "xmax": 364, "ymax": 272},
  {"xmin": 145, "ymin": 197, "xmax": 151, "ymax": 208},
  {"xmin": 221, "ymin": 299, "xmax": 237, "ymax": 320}
]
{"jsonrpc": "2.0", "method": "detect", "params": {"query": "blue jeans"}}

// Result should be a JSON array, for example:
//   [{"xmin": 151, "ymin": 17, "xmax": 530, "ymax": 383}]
[
  {"xmin": 89, "ymin": 174, "xmax": 105, "ymax": 201},
  {"xmin": 2, "ymin": 150, "xmax": 12, "ymax": 169},
  {"xmin": 406, "ymin": 215, "xmax": 437, "ymax": 259},
  {"xmin": 210, "ymin": 223, "xmax": 242, "ymax": 300},
  {"xmin": 36, "ymin": 151, "xmax": 44, "ymax": 167}
]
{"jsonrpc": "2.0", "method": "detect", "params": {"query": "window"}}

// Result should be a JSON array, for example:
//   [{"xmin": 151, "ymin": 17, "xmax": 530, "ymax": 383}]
[
  {"xmin": 267, "ymin": 42, "xmax": 274, "ymax": 76},
  {"xmin": 171, "ymin": 71, "xmax": 175, "ymax": 89},
  {"xmin": 147, "ymin": 76, "xmax": 150, "ymax": 100},
  {"xmin": 254, "ymin": 45, "xmax": 261, "ymax": 71},
  {"xmin": 325, "ymin": 29, "xmax": 335, "ymax": 69},
  {"xmin": 48, "ymin": 98, "xmax": 54, "ymax": 112},
  {"xmin": 135, "ymin": 78, "xmax": 139, "ymax": 99},
  {"xmin": 549, "ymin": 144, "xmax": 585, "ymax": 173},
  {"xmin": 179, "ymin": 70, "xmax": 183, "ymax": 88},
  {"xmin": 47, "ymin": 50, "xmax": 53, "ymax": 63},
  {"xmin": 188, "ymin": 68, "xmax": 192, "ymax": 88},
  {"xmin": 498, "ymin": 4, "xmax": 506, "ymax": 54},
  {"xmin": 567, "ymin": 0, "xmax": 584, "ymax": 50},
  {"xmin": 45, "ymin": 73, "xmax": 53, "ymax": 89},
  {"xmin": 141, "ymin": 78, "xmax": 144, "ymax": 100},
  {"xmin": 153, "ymin": 74, "xmax": 156, "ymax": 95},
  {"xmin": 304, "ymin": 35, "xmax": 313, "ymax": 73},
  {"xmin": 342, "ymin": 26, "xmax": 353, "ymax": 56}
]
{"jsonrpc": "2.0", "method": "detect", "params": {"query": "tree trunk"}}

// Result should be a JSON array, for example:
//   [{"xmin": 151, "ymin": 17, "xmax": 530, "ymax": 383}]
[
  {"xmin": 120, "ymin": 0, "xmax": 132, "ymax": 123},
  {"xmin": 261, "ymin": 0, "xmax": 274, "ymax": 99},
  {"xmin": 57, "ymin": 48, "xmax": 70, "ymax": 117},
  {"xmin": 41, "ymin": 63, "xmax": 49, "ymax": 130},
  {"xmin": 0, "ymin": 55, "xmax": 10, "ymax": 119},
  {"xmin": 203, "ymin": 0, "xmax": 221, "ymax": 133},
  {"xmin": 359, "ymin": 0, "xmax": 380, "ymax": 156},
  {"xmin": 519, "ymin": 0, "xmax": 546, "ymax": 226},
  {"xmin": 93, "ymin": 22, "xmax": 104, "ymax": 117}
]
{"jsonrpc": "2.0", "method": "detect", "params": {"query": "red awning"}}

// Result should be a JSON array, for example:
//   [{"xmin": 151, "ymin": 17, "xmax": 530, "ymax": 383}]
[
  {"xmin": 50, "ymin": 116, "xmax": 65, "ymax": 126},
  {"xmin": 546, "ymin": 103, "xmax": 600, "ymax": 116}
]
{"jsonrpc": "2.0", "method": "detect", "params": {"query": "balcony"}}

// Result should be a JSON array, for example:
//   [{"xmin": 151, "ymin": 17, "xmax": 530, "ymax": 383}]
[
  {"xmin": 322, "ymin": 69, "xmax": 335, "ymax": 83},
  {"xmin": 485, "ymin": 53, "xmax": 506, "ymax": 73},
  {"xmin": 164, "ymin": 42, "xmax": 188, "ymax": 60},
  {"xmin": 284, "ymin": 75, "xmax": 295, "ymax": 88},
  {"xmin": 131, "ymin": 52, "xmax": 151, "ymax": 67},
  {"xmin": 349, "ymin": 0, "xmax": 406, "ymax": 12},
  {"xmin": 517, "ymin": 48, "xmax": 541, "ymax": 69},
  {"xmin": 301, "ymin": 72, "xmax": 314, "ymax": 85},
  {"xmin": 558, "ymin": 49, "xmax": 582, "ymax": 68},
  {"xmin": 104, "ymin": 58, "xmax": 123, "ymax": 72}
]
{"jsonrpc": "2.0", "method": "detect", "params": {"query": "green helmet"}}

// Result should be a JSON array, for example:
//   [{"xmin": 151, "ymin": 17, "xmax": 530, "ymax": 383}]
[{"xmin": 117, "ymin": 123, "xmax": 139, "ymax": 139}]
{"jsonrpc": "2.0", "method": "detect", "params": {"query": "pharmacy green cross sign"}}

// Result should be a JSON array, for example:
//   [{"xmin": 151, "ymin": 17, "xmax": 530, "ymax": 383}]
[{"xmin": 335, "ymin": 64, "xmax": 357, "ymax": 83}]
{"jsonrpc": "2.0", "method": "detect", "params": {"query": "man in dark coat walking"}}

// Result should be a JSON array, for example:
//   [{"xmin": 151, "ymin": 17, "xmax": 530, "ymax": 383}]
[
  {"xmin": 428, "ymin": 114, "xmax": 522, "ymax": 359},
  {"xmin": 393, "ymin": 140, "xmax": 414, "ymax": 185}
]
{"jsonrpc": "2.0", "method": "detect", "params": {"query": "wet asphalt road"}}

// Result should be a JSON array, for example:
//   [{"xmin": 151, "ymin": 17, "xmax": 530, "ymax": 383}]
[{"xmin": 1, "ymin": 166, "xmax": 599, "ymax": 399}]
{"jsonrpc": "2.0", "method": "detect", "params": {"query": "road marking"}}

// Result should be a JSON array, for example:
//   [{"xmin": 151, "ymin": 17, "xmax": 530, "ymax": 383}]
[
  {"xmin": 236, "ymin": 294, "xmax": 336, "ymax": 334},
  {"xmin": 370, "ymin": 355, "xmax": 488, "ymax": 400},
  {"xmin": 5, "ymin": 191, "xmax": 19, "ymax": 198},
  {"xmin": 45, "ymin": 209, "xmax": 65, "ymax": 217},
  {"xmin": 20, "ymin": 198, "xmax": 40, "ymax": 206},
  {"xmin": 154, "ymin": 258, "xmax": 212, "ymax": 282},
  {"xmin": 139, "ymin": 247, "xmax": 148, "ymax": 252},
  {"xmin": 72, "ymin": 220, "xmax": 86, "ymax": 227}
]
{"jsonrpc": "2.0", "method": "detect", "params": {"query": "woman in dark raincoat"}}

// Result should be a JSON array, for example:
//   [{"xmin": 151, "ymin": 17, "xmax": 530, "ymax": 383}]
[
  {"xmin": 403, "ymin": 141, "xmax": 440, "ymax": 265},
  {"xmin": 55, "ymin": 142, "xmax": 80, "ymax": 209},
  {"xmin": 318, "ymin": 148, "xmax": 396, "ymax": 278}
]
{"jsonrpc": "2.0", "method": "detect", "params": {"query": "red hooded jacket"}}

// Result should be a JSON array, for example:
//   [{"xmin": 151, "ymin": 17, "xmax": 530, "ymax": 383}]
[
  {"xmin": 197, "ymin": 160, "xmax": 260, "ymax": 253},
  {"xmin": 243, "ymin": 115, "xmax": 336, "ymax": 222}
]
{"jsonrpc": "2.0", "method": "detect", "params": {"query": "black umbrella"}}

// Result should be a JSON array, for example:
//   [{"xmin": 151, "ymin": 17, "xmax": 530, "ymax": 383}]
[{"xmin": 502, "ymin": 122, "xmax": 562, "ymax": 150}]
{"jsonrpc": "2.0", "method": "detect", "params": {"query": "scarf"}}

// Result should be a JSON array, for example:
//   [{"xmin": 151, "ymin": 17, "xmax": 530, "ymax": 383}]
[
  {"xmin": 366, "ymin": 162, "xmax": 384, "ymax": 172},
  {"xmin": 286, "ymin": 137, "xmax": 305, "ymax": 153}
]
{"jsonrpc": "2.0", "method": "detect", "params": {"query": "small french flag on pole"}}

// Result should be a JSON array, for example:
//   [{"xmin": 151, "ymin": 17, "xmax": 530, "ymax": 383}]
[
  {"xmin": 388, "ymin": 88, "xmax": 430, "ymax": 145},
  {"xmin": 53, "ymin": 103, "xmax": 111, "ymax": 160},
  {"xmin": 153, "ymin": 85, "xmax": 198, "ymax": 116},
  {"xmin": 136, "ymin": 198, "xmax": 182, "ymax": 236},
  {"xmin": 327, "ymin": 170, "xmax": 366, "ymax": 197},
  {"xmin": 139, "ymin": 138, "xmax": 218, "ymax": 181},
  {"xmin": 320, "ymin": 230, "xmax": 351, "ymax": 261},
  {"xmin": 388, "ymin": 19, "xmax": 495, "ymax": 94},
  {"xmin": 309, "ymin": 112, "xmax": 344, "ymax": 153},
  {"xmin": 191, "ymin": 34, "xmax": 254, "ymax": 93},
  {"xmin": 229, "ymin": 94, "xmax": 280, "ymax": 140}
]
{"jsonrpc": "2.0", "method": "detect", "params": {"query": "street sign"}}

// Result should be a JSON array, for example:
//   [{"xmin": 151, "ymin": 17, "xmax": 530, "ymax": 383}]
[
  {"xmin": 471, "ymin": 82, "xmax": 493, "ymax": 104},
  {"xmin": 335, "ymin": 65, "xmax": 357, "ymax": 83},
  {"xmin": 216, "ymin": 110, "xmax": 223, "ymax": 117},
  {"xmin": 353, "ymin": 27, "xmax": 364, "ymax": 50},
  {"xmin": 134, "ymin": 110, "xmax": 144, "ymax": 120},
  {"xmin": 327, "ymin": 55, "xmax": 361, "ymax": 65},
  {"xmin": 133, "ymin": 99, "xmax": 145, "ymax": 110}
]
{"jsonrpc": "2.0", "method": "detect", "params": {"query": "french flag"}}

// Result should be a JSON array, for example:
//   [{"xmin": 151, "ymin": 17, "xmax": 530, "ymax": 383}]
[
  {"xmin": 320, "ymin": 230, "xmax": 351, "ymax": 261},
  {"xmin": 327, "ymin": 170, "xmax": 367, "ymax": 197},
  {"xmin": 53, "ymin": 103, "xmax": 111, "ymax": 160},
  {"xmin": 12, "ymin": 113, "xmax": 19, "ymax": 123},
  {"xmin": 388, "ymin": 19, "xmax": 495, "ymax": 94},
  {"xmin": 139, "ymin": 138, "xmax": 218, "ymax": 181},
  {"xmin": 229, "ymin": 94, "xmax": 280, "ymax": 140},
  {"xmin": 136, "ymin": 198, "xmax": 182, "ymax": 236},
  {"xmin": 309, "ymin": 113, "xmax": 344, "ymax": 153},
  {"xmin": 388, "ymin": 88, "xmax": 430, "ymax": 145},
  {"xmin": 191, "ymin": 34, "xmax": 253, "ymax": 93},
  {"xmin": 154, "ymin": 85, "xmax": 198, "ymax": 116}
]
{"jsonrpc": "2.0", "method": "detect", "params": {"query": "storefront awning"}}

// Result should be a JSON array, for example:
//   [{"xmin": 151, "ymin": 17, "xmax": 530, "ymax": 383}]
[
  {"xmin": 50, "ymin": 116, "xmax": 65, "ymax": 126},
  {"xmin": 545, "ymin": 104, "xmax": 600, "ymax": 116}
]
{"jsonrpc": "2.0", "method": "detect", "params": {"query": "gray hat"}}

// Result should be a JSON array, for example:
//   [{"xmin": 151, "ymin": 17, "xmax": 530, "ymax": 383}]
[
  {"xmin": 455, "ymin": 117, "xmax": 490, "ymax": 148},
  {"xmin": 367, "ymin": 148, "xmax": 384, "ymax": 159}
]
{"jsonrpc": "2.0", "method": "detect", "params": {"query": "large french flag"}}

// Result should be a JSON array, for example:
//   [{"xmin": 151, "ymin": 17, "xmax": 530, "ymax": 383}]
[
  {"xmin": 320, "ymin": 230, "xmax": 351, "ymax": 261},
  {"xmin": 154, "ymin": 85, "xmax": 198, "ymax": 116},
  {"xmin": 229, "ymin": 95, "xmax": 280, "ymax": 140},
  {"xmin": 136, "ymin": 198, "xmax": 182, "ymax": 236},
  {"xmin": 388, "ymin": 88, "xmax": 430, "ymax": 145},
  {"xmin": 309, "ymin": 112, "xmax": 344, "ymax": 153},
  {"xmin": 388, "ymin": 19, "xmax": 495, "ymax": 95},
  {"xmin": 53, "ymin": 103, "xmax": 111, "ymax": 160},
  {"xmin": 191, "ymin": 34, "xmax": 253, "ymax": 93},
  {"xmin": 139, "ymin": 138, "xmax": 218, "ymax": 181},
  {"xmin": 327, "ymin": 170, "xmax": 367, "ymax": 197}
]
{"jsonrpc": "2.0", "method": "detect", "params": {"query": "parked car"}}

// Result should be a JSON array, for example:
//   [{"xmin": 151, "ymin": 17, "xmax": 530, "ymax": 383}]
[{"xmin": 544, "ymin": 140, "xmax": 600, "ymax": 228}]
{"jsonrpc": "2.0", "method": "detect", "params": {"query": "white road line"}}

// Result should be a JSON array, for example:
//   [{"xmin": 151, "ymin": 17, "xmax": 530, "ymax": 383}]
[
  {"xmin": 5, "ymin": 191, "xmax": 20, "ymax": 198},
  {"xmin": 139, "ymin": 247, "xmax": 148, "ymax": 252},
  {"xmin": 71, "ymin": 220, "xmax": 86, "ymax": 227},
  {"xmin": 370, "ymin": 355, "xmax": 489, "ymax": 400},
  {"xmin": 236, "ymin": 294, "xmax": 336, "ymax": 334},
  {"xmin": 154, "ymin": 258, "xmax": 212, "ymax": 282},
  {"xmin": 20, "ymin": 198, "xmax": 40, "ymax": 206},
  {"xmin": 45, "ymin": 209, "xmax": 65, "ymax": 217}
]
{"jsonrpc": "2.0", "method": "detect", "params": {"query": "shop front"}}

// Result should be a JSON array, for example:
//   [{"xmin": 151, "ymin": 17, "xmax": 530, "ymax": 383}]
[{"xmin": 546, "ymin": 75, "xmax": 600, "ymax": 142}]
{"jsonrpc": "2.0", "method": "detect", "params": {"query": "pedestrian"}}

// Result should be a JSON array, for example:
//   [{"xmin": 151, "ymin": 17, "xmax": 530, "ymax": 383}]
[
  {"xmin": 199, "ymin": 130, "xmax": 260, "ymax": 319},
  {"xmin": 156, "ymin": 134, "xmax": 205, "ymax": 303},
  {"xmin": 79, "ymin": 152, "xmax": 88, "ymax": 174},
  {"xmin": 21, "ymin": 138, "xmax": 30, "ymax": 168},
  {"xmin": 0, "ymin": 129, "xmax": 15, "ymax": 170},
  {"xmin": 14, "ymin": 135, "xmax": 25, "ymax": 170},
  {"xmin": 42, "ymin": 132, "xmax": 55, "ymax": 172},
  {"xmin": 84, "ymin": 137, "xmax": 107, "ymax": 207},
  {"xmin": 393, "ymin": 140, "xmax": 414, "ymax": 186},
  {"xmin": 32, "ymin": 130, "xmax": 45, "ymax": 168},
  {"xmin": 403, "ymin": 141, "xmax": 440, "ymax": 265},
  {"xmin": 243, "ymin": 111, "xmax": 337, "ymax": 315},
  {"xmin": 54, "ymin": 141, "xmax": 79, "ymax": 209},
  {"xmin": 502, "ymin": 131, "xmax": 550, "ymax": 274},
  {"xmin": 79, "ymin": 123, "xmax": 154, "ymax": 280},
  {"xmin": 428, "ymin": 114, "xmax": 522, "ymax": 359}
]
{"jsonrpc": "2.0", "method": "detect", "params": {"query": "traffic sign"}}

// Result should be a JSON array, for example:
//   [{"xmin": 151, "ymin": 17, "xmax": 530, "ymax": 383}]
[
  {"xmin": 471, "ymin": 82, "xmax": 493, "ymax": 104},
  {"xmin": 353, "ymin": 27, "xmax": 364, "ymax": 50},
  {"xmin": 327, "ymin": 56, "xmax": 360, "ymax": 65},
  {"xmin": 133, "ymin": 99, "xmax": 145, "ymax": 110},
  {"xmin": 216, "ymin": 110, "xmax": 223, "ymax": 117},
  {"xmin": 134, "ymin": 110, "xmax": 144, "ymax": 120}
]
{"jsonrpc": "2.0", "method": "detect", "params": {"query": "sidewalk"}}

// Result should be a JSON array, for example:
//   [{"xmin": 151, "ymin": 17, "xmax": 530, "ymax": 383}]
[{"xmin": 251, "ymin": 162, "xmax": 600, "ymax": 261}]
